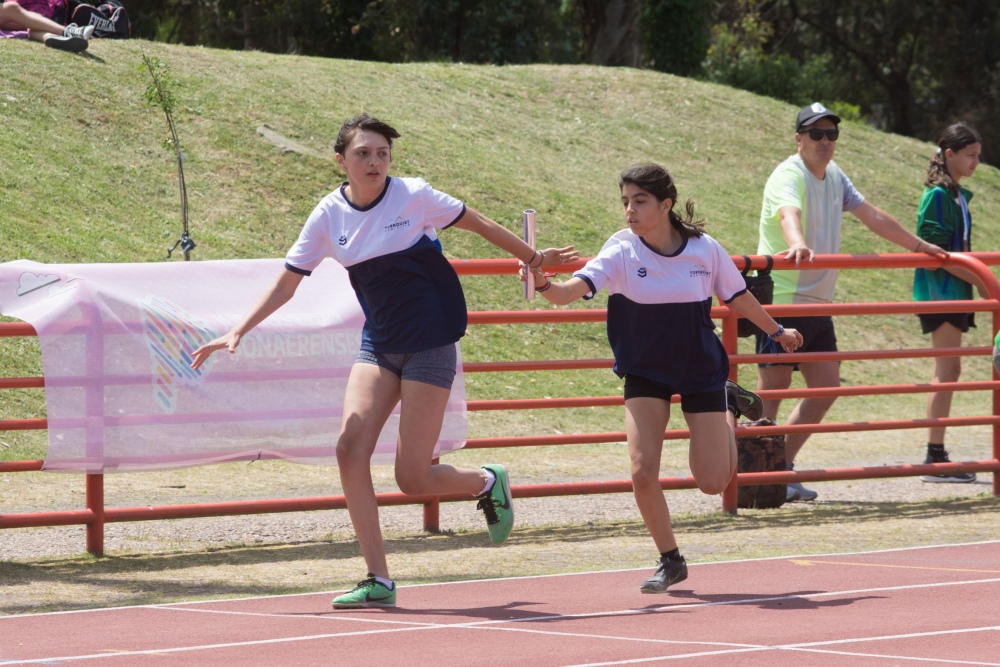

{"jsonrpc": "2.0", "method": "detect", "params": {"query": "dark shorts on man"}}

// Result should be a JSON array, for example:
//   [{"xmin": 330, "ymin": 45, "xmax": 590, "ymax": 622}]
[
  {"xmin": 917, "ymin": 312, "xmax": 975, "ymax": 334},
  {"xmin": 623, "ymin": 374, "xmax": 726, "ymax": 413},
  {"xmin": 755, "ymin": 315, "xmax": 837, "ymax": 369}
]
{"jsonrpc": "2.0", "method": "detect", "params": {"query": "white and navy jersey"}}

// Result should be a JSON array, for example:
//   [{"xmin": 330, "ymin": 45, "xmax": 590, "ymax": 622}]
[
  {"xmin": 285, "ymin": 176, "xmax": 468, "ymax": 353},
  {"xmin": 574, "ymin": 230, "xmax": 747, "ymax": 393}
]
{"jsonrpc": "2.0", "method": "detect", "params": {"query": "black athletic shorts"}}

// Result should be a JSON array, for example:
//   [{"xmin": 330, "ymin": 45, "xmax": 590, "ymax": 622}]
[
  {"xmin": 755, "ymin": 315, "xmax": 837, "ymax": 370},
  {"xmin": 918, "ymin": 312, "xmax": 975, "ymax": 334},
  {"xmin": 622, "ymin": 374, "xmax": 726, "ymax": 413}
]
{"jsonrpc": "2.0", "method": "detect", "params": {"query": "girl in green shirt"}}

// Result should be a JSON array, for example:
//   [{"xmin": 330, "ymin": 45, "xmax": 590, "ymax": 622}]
[{"xmin": 913, "ymin": 122, "xmax": 983, "ymax": 482}]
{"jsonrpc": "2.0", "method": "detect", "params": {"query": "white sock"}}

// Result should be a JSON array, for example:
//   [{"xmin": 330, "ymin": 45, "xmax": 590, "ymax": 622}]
[
  {"xmin": 374, "ymin": 575, "xmax": 394, "ymax": 589},
  {"xmin": 478, "ymin": 467, "xmax": 496, "ymax": 496}
]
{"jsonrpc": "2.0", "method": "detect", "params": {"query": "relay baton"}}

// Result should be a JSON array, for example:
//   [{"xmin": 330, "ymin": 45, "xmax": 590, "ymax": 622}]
[{"xmin": 523, "ymin": 209, "xmax": 536, "ymax": 300}]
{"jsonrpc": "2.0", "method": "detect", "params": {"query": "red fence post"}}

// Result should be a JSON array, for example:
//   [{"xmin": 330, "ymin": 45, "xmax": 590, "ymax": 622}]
[{"xmin": 86, "ymin": 473, "xmax": 104, "ymax": 555}]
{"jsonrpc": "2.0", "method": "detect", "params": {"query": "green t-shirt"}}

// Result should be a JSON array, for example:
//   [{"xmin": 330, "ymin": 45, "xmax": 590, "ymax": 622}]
[{"xmin": 913, "ymin": 185, "xmax": 973, "ymax": 302}]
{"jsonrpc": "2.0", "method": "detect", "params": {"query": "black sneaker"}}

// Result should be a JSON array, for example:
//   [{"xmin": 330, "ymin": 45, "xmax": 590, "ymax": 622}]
[
  {"xmin": 44, "ymin": 34, "xmax": 88, "ymax": 53},
  {"xmin": 726, "ymin": 380, "xmax": 763, "ymax": 421},
  {"xmin": 639, "ymin": 556, "xmax": 688, "ymax": 593},
  {"xmin": 921, "ymin": 450, "xmax": 976, "ymax": 483}
]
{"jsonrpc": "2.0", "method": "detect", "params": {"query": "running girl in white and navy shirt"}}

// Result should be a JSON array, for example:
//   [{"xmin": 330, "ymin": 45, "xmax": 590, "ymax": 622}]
[
  {"xmin": 191, "ymin": 113, "xmax": 578, "ymax": 609},
  {"xmin": 525, "ymin": 163, "xmax": 801, "ymax": 593}
]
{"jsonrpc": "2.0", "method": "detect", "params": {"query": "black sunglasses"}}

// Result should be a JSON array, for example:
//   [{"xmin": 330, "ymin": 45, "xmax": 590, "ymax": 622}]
[{"xmin": 801, "ymin": 128, "xmax": 840, "ymax": 142}]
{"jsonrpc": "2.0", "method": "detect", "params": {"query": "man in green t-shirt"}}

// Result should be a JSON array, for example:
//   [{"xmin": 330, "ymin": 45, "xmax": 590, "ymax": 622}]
[{"xmin": 755, "ymin": 103, "xmax": 946, "ymax": 502}]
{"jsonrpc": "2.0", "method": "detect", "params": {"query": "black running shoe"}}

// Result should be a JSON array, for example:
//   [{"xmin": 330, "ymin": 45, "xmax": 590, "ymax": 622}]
[
  {"xmin": 726, "ymin": 380, "xmax": 763, "ymax": 421},
  {"xmin": 921, "ymin": 449, "xmax": 976, "ymax": 483},
  {"xmin": 640, "ymin": 556, "xmax": 688, "ymax": 593},
  {"xmin": 44, "ymin": 34, "xmax": 88, "ymax": 53}
]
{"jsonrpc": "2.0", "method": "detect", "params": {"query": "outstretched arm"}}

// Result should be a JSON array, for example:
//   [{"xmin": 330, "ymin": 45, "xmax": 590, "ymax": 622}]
[
  {"xmin": 522, "ymin": 266, "xmax": 592, "ymax": 306},
  {"xmin": 452, "ymin": 206, "xmax": 579, "ymax": 269},
  {"xmin": 190, "ymin": 268, "xmax": 305, "ymax": 369},
  {"xmin": 852, "ymin": 201, "xmax": 947, "ymax": 257}
]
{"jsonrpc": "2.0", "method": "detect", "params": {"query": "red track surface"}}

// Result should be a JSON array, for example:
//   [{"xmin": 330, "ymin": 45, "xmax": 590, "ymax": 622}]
[{"xmin": 2, "ymin": 541, "xmax": 999, "ymax": 666}]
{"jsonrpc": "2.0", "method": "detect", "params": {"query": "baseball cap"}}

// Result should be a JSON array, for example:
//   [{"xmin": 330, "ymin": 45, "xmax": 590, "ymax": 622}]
[{"xmin": 796, "ymin": 102, "xmax": 841, "ymax": 132}]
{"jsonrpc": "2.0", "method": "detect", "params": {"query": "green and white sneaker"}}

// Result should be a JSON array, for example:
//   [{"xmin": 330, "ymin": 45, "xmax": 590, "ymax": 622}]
[
  {"xmin": 331, "ymin": 574, "xmax": 396, "ymax": 609},
  {"xmin": 477, "ymin": 464, "xmax": 514, "ymax": 545}
]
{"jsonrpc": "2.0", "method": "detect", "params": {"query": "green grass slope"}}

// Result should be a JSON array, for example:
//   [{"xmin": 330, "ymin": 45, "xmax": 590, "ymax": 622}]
[{"xmin": 2, "ymin": 38, "xmax": 1000, "ymax": 458}]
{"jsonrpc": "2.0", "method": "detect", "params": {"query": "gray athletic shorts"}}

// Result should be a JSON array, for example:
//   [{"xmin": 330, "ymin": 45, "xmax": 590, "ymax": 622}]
[{"xmin": 355, "ymin": 344, "xmax": 457, "ymax": 390}]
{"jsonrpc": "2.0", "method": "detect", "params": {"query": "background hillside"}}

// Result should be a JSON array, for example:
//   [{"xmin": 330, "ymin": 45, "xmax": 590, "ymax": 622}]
[{"xmin": 2, "ymin": 38, "xmax": 1000, "ymax": 460}]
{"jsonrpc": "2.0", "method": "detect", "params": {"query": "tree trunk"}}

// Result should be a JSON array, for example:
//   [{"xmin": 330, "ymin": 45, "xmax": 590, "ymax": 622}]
[{"xmin": 578, "ymin": 0, "xmax": 643, "ymax": 67}]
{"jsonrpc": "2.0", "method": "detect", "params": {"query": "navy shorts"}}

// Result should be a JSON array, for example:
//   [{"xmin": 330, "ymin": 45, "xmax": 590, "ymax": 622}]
[
  {"xmin": 623, "ymin": 374, "xmax": 726, "ymax": 413},
  {"xmin": 918, "ymin": 312, "xmax": 975, "ymax": 334},
  {"xmin": 756, "ymin": 315, "xmax": 837, "ymax": 370},
  {"xmin": 355, "ymin": 344, "xmax": 457, "ymax": 390}
]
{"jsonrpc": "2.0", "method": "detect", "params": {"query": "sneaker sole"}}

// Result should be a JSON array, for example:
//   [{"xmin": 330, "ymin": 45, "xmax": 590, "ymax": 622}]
[
  {"xmin": 920, "ymin": 475, "xmax": 976, "ymax": 483},
  {"xmin": 46, "ymin": 36, "xmax": 88, "ymax": 53},
  {"xmin": 640, "ymin": 570, "xmax": 688, "ymax": 594},
  {"xmin": 483, "ymin": 464, "xmax": 514, "ymax": 545},
  {"xmin": 331, "ymin": 598, "xmax": 396, "ymax": 609}
]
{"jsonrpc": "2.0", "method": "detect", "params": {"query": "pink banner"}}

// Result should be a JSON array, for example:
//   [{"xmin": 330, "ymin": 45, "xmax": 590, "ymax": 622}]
[{"xmin": 0, "ymin": 259, "xmax": 467, "ymax": 472}]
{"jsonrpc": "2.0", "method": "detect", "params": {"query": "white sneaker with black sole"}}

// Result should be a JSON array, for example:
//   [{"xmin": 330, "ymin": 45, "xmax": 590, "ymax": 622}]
[
  {"xmin": 64, "ymin": 23, "xmax": 95, "ymax": 40},
  {"xmin": 921, "ymin": 449, "xmax": 976, "ymax": 483},
  {"xmin": 45, "ymin": 34, "xmax": 88, "ymax": 52}
]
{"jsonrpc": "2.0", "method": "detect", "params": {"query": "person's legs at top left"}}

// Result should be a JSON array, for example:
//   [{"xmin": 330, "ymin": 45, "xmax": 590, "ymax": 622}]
[{"xmin": 0, "ymin": 2, "xmax": 92, "ymax": 51}]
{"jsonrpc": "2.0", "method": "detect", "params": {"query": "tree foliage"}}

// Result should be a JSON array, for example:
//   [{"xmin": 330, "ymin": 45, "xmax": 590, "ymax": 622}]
[
  {"xmin": 640, "ymin": 0, "xmax": 709, "ymax": 76},
  {"xmin": 354, "ymin": 0, "xmax": 579, "ymax": 64},
  {"xmin": 123, "ymin": 0, "xmax": 1000, "ymax": 157}
]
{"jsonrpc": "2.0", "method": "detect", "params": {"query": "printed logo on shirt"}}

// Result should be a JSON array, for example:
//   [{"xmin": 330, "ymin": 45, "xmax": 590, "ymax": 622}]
[
  {"xmin": 637, "ymin": 267, "xmax": 647, "ymax": 278},
  {"xmin": 384, "ymin": 216, "xmax": 411, "ymax": 233},
  {"xmin": 338, "ymin": 235, "xmax": 348, "ymax": 246},
  {"xmin": 690, "ymin": 264, "xmax": 711, "ymax": 278}
]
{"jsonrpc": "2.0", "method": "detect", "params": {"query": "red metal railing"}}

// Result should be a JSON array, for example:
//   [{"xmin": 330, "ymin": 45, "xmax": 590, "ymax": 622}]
[{"xmin": 1, "ymin": 252, "xmax": 999, "ymax": 555}]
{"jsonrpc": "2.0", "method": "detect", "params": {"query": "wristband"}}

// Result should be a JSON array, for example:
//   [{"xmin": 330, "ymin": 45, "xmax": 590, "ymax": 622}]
[
  {"xmin": 769, "ymin": 325, "xmax": 785, "ymax": 341},
  {"xmin": 915, "ymin": 240, "xmax": 923, "ymax": 252},
  {"xmin": 536, "ymin": 277, "xmax": 552, "ymax": 292},
  {"xmin": 528, "ymin": 250, "xmax": 544, "ymax": 269}
]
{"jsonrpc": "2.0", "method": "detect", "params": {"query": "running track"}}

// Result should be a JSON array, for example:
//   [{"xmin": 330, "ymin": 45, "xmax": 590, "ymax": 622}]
[{"xmin": 2, "ymin": 541, "xmax": 999, "ymax": 666}]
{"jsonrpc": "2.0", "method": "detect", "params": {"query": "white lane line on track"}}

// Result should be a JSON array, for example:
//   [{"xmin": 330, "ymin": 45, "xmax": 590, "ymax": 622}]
[
  {"xmin": 556, "ymin": 626, "xmax": 1000, "ymax": 667},
  {"xmin": 3, "ymin": 540, "xmax": 997, "ymax": 621},
  {"xmin": 4, "ymin": 577, "xmax": 997, "ymax": 665},
  {"xmin": 153, "ymin": 574, "xmax": 1000, "ymax": 626}
]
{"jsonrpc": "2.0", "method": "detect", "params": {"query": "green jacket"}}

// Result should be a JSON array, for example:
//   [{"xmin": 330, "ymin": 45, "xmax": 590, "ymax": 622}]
[{"xmin": 913, "ymin": 185, "xmax": 973, "ymax": 302}]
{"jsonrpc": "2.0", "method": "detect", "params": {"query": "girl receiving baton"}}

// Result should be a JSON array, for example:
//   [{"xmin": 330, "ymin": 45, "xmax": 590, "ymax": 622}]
[
  {"xmin": 191, "ymin": 113, "xmax": 577, "ymax": 608},
  {"xmin": 524, "ymin": 163, "xmax": 801, "ymax": 593}
]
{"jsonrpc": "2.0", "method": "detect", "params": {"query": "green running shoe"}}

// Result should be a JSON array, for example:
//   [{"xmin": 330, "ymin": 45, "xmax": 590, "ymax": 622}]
[
  {"xmin": 331, "ymin": 574, "xmax": 396, "ymax": 609},
  {"xmin": 477, "ymin": 464, "xmax": 514, "ymax": 545}
]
